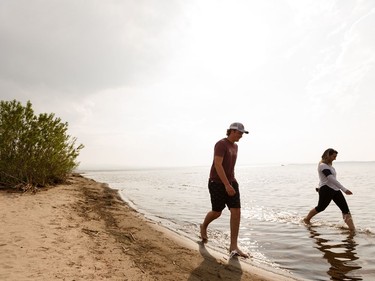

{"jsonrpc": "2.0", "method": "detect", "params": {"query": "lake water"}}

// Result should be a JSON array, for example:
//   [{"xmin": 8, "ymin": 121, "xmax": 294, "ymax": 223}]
[{"xmin": 83, "ymin": 162, "xmax": 375, "ymax": 281}]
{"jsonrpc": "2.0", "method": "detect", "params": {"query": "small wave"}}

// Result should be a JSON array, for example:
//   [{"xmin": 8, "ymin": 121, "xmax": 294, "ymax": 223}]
[
  {"xmin": 244, "ymin": 206, "xmax": 375, "ymax": 236},
  {"xmin": 301, "ymin": 220, "xmax": 375, "ymax": 236},
  {"xmin": 181, "ymin": 184, "xmax": 204, "ymax": 188},
  {"xmin": 171, "ymin": 222, "xmax": 286, "ymax": 273},
  {"xmin": 244, "ymin": 206, "xmax": 304, "ymax": 225}
]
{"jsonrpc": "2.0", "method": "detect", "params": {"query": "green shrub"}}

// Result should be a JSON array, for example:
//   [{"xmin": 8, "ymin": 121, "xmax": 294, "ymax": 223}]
[{"xmin": 0, "ymin": 100, "xmax": 84, "ymax": 190}]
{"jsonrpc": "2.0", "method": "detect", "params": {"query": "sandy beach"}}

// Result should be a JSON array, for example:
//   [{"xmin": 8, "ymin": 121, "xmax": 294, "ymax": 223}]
[{"xmin": 0, "ymin": 174, "xmax": 299, "ymax": 281}]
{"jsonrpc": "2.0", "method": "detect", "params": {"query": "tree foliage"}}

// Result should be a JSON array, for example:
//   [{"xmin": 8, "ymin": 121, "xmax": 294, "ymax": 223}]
[{"xmin": 0, "ymin": 100, "xmax": 84, "ymax": 190}]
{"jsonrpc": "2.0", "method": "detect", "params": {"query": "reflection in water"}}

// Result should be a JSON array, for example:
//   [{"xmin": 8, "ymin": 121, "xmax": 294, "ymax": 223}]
[{"xmin": 307, "ymin": 226, "xmax": 362, "ymax": 281}]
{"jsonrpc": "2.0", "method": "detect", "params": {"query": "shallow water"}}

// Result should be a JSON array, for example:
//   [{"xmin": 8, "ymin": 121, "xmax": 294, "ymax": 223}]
[{"xmin": 84, "ymin": 162, "xmax": 375, "ymax": 281}]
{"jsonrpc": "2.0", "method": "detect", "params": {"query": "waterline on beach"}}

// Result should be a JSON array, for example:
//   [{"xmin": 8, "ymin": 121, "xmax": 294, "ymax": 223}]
[{"xmin": 84, "ymin": 162, "xmax": 375, "ymax": 281}]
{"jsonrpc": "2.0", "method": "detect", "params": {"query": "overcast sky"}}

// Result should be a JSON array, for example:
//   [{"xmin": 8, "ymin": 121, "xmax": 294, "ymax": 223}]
[{"xmin": 1, "ymin": 0, "xmax": 374, "ymax": 169}]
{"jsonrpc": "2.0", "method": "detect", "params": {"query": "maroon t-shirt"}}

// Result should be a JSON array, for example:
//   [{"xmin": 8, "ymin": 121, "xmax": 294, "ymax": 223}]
[{"xmin": 209, "ymin": 138, "xmax": 238, "ymax": 183}]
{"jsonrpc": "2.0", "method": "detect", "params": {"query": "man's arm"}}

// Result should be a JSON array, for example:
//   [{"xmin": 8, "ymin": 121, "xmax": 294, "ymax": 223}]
[{"xmin": 214, "ymin": 155, "xmax": 236, "ymax": 196}]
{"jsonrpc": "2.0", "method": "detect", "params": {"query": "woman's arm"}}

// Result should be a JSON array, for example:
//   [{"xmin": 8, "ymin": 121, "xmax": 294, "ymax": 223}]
[{"xmin": 322, "ymin": 168, "xmax": 350, "ymax": 193}]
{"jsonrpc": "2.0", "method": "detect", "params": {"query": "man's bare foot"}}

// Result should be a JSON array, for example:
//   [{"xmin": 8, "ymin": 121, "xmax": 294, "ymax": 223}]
[
  {"xmin": 200, "ymin": 224, "xmax": 208, "ymax": 243},
  {"xmin": 229, "ymin": 248, "xmax": 249, "ymax": 259},
  {"xmin": 303, "ymin": 218, "xmax": 311, "ymax": 224}
]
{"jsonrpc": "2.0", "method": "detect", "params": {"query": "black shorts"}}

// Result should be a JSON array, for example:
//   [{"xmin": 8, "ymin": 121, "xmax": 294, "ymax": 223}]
[
  {"xmin": 208, "ymin": 180, "xmax": 241, "ymax": 212},
  {"xmin": 315, "ymin": 185, "xmax": 350, "ymax": 214}
]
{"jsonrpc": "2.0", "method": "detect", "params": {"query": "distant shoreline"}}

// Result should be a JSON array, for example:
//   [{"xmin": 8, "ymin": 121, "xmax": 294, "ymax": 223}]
[{"xmin": 76, "ymin": 160, "xmax": 375, "ymax": 171}]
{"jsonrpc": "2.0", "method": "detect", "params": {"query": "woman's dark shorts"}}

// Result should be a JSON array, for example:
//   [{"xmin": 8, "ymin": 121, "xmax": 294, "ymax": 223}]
[
  {"xmin": 208, "ymin": 180, "xmax": 241, "ymax": 212},
  {"xmin": 315, "ymin": 185, "xmax": 350, "ymax": 214}
]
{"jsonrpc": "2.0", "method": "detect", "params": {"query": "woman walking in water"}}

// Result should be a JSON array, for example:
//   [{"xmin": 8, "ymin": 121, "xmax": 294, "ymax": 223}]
[{"xmin": 304, "ymin": 148, "xmax": 355, "ymax": 230}]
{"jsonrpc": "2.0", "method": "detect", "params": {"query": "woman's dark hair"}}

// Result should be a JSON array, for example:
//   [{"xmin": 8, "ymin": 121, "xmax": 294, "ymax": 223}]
[{"xmin": 321, "ymin": 148, "xmax": 338, "ymax": 161}]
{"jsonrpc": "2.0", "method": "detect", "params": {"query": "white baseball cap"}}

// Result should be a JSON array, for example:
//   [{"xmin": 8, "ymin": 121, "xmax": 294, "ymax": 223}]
[{"xmin": 229, "ymin": 122, "xmax": 249, "ymax": 134}]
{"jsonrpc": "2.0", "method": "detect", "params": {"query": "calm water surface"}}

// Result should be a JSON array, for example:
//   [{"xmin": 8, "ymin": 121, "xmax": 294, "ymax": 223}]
[{"xmin": 84, "ymin": 162, "xmax": 375, "ymax": 281}]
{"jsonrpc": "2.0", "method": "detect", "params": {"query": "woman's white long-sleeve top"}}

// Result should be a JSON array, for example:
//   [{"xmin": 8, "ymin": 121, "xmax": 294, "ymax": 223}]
[{"xmin": 318, "ymin": 163, "xmax": 348, "ymax": 192}]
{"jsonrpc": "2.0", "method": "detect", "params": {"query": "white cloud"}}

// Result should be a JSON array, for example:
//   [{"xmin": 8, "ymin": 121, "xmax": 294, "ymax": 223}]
[
  {"xmin": 1, "ymin": 0, "xmax": 374, "ymax": 168},
  {"xmin": 0, "ymin": 0, "xmax": 187, "ymax": 93}
]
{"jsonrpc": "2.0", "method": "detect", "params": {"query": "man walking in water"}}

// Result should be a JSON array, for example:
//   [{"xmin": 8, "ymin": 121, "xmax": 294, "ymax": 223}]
[{"xmin": 200, "ymin": 122, "xmax": 249, "ymax": 258}]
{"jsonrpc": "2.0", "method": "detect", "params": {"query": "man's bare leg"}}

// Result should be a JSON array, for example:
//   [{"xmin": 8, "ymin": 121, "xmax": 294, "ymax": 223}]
[
  {"xmin": 200, "ymin": 211, "xmax": 221, "ymax": 243},
  {"xmin": 229, "ymin": 208, "xmax": 249, "ymax": 258}
]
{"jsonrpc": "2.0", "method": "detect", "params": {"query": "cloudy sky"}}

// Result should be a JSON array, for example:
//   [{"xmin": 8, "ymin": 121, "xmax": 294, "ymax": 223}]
[{"xmin": 1, "ymin": 0, "xmax": 374, "ymax": 169}]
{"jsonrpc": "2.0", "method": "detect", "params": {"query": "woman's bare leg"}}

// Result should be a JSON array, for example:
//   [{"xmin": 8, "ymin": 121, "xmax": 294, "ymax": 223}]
[{"xmin": 304, "ymin": 208, "xmax": 318, "ymax": 224}]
